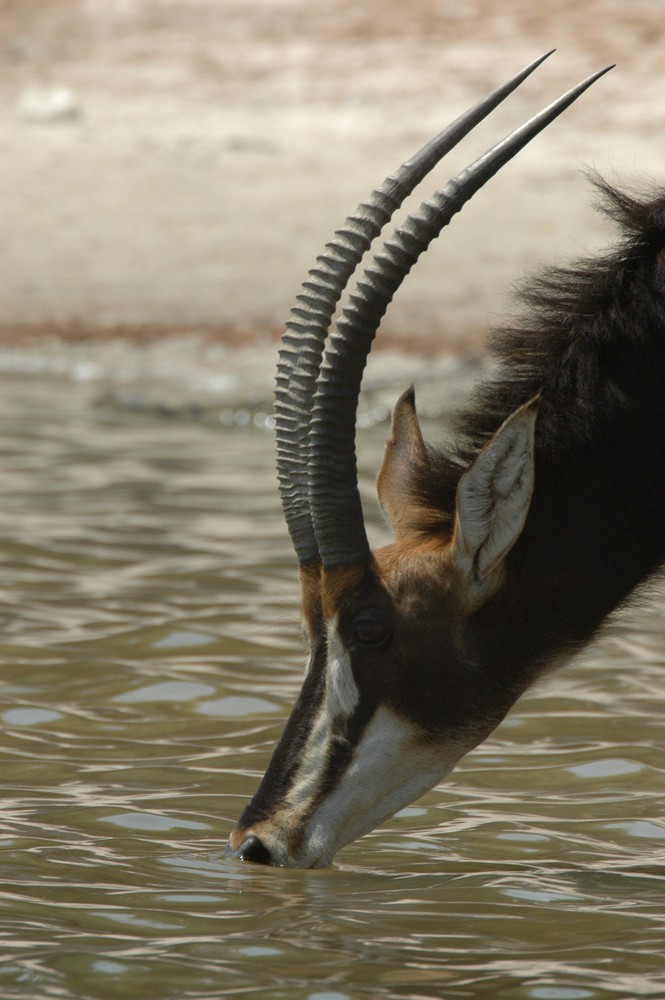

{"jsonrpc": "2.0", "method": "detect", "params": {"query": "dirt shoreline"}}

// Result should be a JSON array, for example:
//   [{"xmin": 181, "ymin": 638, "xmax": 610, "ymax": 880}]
[{"xmin": 1, "ymin": 0, "xmax": 663, "ymax": 370}]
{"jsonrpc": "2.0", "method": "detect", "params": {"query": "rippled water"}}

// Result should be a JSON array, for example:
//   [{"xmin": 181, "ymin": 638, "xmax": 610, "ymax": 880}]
[{"xmin": 1, "ymin": 374, "xmax": 664, "ymax": 1000}]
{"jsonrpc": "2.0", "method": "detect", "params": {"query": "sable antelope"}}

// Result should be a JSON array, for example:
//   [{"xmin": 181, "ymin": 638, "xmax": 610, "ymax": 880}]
[{"xmin": 225, "ymin": 53, "xmax": 665, "ymax": 869}]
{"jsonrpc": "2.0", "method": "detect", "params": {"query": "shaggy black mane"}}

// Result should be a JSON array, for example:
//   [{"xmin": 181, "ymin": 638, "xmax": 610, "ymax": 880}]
[
  {"xmin": 421, "ymin": 178, "xmax": 665, "ymax": 526},
  {"xmin": 409, "ymin": 177, "xmax": 665, "ymax": 670}
]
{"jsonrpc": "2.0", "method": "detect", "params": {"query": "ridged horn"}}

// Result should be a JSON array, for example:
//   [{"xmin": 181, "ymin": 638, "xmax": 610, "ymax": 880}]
[
  {"xmin": 274, "ymin": 51, "xmax": 557, "ymax": 565},
  {"xmin": 308, "ymin": 65, "xmax": 614, "ymax": 569}
]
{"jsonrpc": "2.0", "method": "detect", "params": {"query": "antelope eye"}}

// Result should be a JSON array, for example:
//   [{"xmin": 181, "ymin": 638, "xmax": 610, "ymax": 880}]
[{"xmin": 351, "ymin": 609, "xmax": 391, "ymax": 648}]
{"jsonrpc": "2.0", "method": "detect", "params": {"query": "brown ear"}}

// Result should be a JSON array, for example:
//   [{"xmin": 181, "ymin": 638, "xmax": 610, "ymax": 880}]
[{"xmin": 377, "ymin": 387, "xmax": 437, "ymax": 539}]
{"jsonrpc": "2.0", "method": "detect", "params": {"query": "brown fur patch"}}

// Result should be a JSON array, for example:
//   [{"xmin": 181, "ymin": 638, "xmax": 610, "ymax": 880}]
[
  {"xmin": 374, "ymin": 532, "xmax": 452, "ymax": 580},
  {"xmin": 317, "ymin": 537, "xmax": 461, "ymax": 621},
  {"xmin": 372, "ymin": 533, "xmax": 479, "ymax": 633},
  {"xmin": 299, "ymin": 561, "xmax": 323, "ymax": 636},
  {"xmin": 301, "ymin": 533, "xmax": 475, "ymax": 633},
  {"xmin": 320, "ymin": 562, "xmax": 372, "ymax": 620}
]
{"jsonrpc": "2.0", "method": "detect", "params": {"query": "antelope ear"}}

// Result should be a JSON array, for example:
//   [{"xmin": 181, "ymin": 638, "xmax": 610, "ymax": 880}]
[
  {"xmin": 377, "ymin": 387, "xmax": 434, "ymax": 538},
  {"xmin": 453, "ymin": 397, "xmax": 538, "ymax": 599}
]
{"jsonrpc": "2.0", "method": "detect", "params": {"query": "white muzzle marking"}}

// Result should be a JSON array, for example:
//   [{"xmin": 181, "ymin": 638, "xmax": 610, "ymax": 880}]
[
  {"xmin": 300, "ymin": 705, "xmax": 463, "ymax": 866},
  {"xmin": 262, "ymin": 623, "xmax": 466, "ymax": 867}
]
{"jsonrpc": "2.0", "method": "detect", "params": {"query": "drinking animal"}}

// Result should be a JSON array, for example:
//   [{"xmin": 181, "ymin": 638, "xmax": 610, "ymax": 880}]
[{"xmin": 225, "ymin": 55, "xmax": 663, "ymax": 869}]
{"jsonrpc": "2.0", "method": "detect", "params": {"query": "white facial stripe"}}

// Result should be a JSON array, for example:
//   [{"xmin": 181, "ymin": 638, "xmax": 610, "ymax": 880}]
[
  {"xmin": 286, "ymin": 694, "xmax": 333, "ymax": 809},
  {"xmin": 262, "ymin": 630, "xmax": 464, "ymax": 867},
  {"xmin": 326, "ymin": 621, "xmax": 360, "ymax": 717},
  {"xmin": 302, "ymin": 706, "xmax": 466, "ymax": 867},
  {"xmin": 285, "ymin": 620, "xmax": 359, "ymax": 810}
]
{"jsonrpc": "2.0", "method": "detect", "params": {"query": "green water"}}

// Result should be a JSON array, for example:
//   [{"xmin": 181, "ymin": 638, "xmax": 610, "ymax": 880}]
[{"xmin": 0, "ymin": 375, "xmax": 664, "ymax": 1000}]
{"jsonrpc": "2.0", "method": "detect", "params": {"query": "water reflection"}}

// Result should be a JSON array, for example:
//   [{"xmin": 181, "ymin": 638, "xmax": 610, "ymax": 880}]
[{"xmin": 0, "ymin": 376, "xmax": 664, "ymax": 999}]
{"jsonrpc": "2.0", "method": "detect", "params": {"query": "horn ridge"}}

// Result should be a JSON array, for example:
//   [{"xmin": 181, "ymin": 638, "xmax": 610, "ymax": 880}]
[
  {"xmin": 308, "ymin": 64, "xmax": 614, "ymax": 570},
  {"xmin": 274, "ymin": 51, "xmax": 560, "ymax": 565}
]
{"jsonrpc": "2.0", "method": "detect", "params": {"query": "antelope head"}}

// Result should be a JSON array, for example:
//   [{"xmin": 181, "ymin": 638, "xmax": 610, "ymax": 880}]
[{"xmin": 227, "ymin": 55, "xmax": 611, "ymax": 868}]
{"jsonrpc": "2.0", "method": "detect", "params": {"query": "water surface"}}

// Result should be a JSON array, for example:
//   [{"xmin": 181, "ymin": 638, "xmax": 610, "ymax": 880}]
[{"xmin": 0, "ymin": 375, "xmax": 664, "ymax": 999}]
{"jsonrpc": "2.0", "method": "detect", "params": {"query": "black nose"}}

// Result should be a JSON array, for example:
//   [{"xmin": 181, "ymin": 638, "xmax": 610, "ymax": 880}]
[{"xmin": 227, "ymin": 834, "xmax": 274, "ymax": 865}]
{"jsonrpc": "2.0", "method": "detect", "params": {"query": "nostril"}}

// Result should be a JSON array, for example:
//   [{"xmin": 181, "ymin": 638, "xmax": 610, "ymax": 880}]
[{"xmin": 236, "ymin": 834, "xmax": 274, "ymax": 866}]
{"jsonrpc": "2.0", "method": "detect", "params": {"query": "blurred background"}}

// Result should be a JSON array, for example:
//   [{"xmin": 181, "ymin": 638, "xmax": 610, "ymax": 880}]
[{"xmin": 0, "ymin": 0, "xmax": 663, "ymax": 370}]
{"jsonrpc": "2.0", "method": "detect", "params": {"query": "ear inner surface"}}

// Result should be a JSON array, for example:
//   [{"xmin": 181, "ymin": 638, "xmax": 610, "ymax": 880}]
[{"xmin": 454, "ymin": 400, "xmax": 538, "ymax": 585}]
